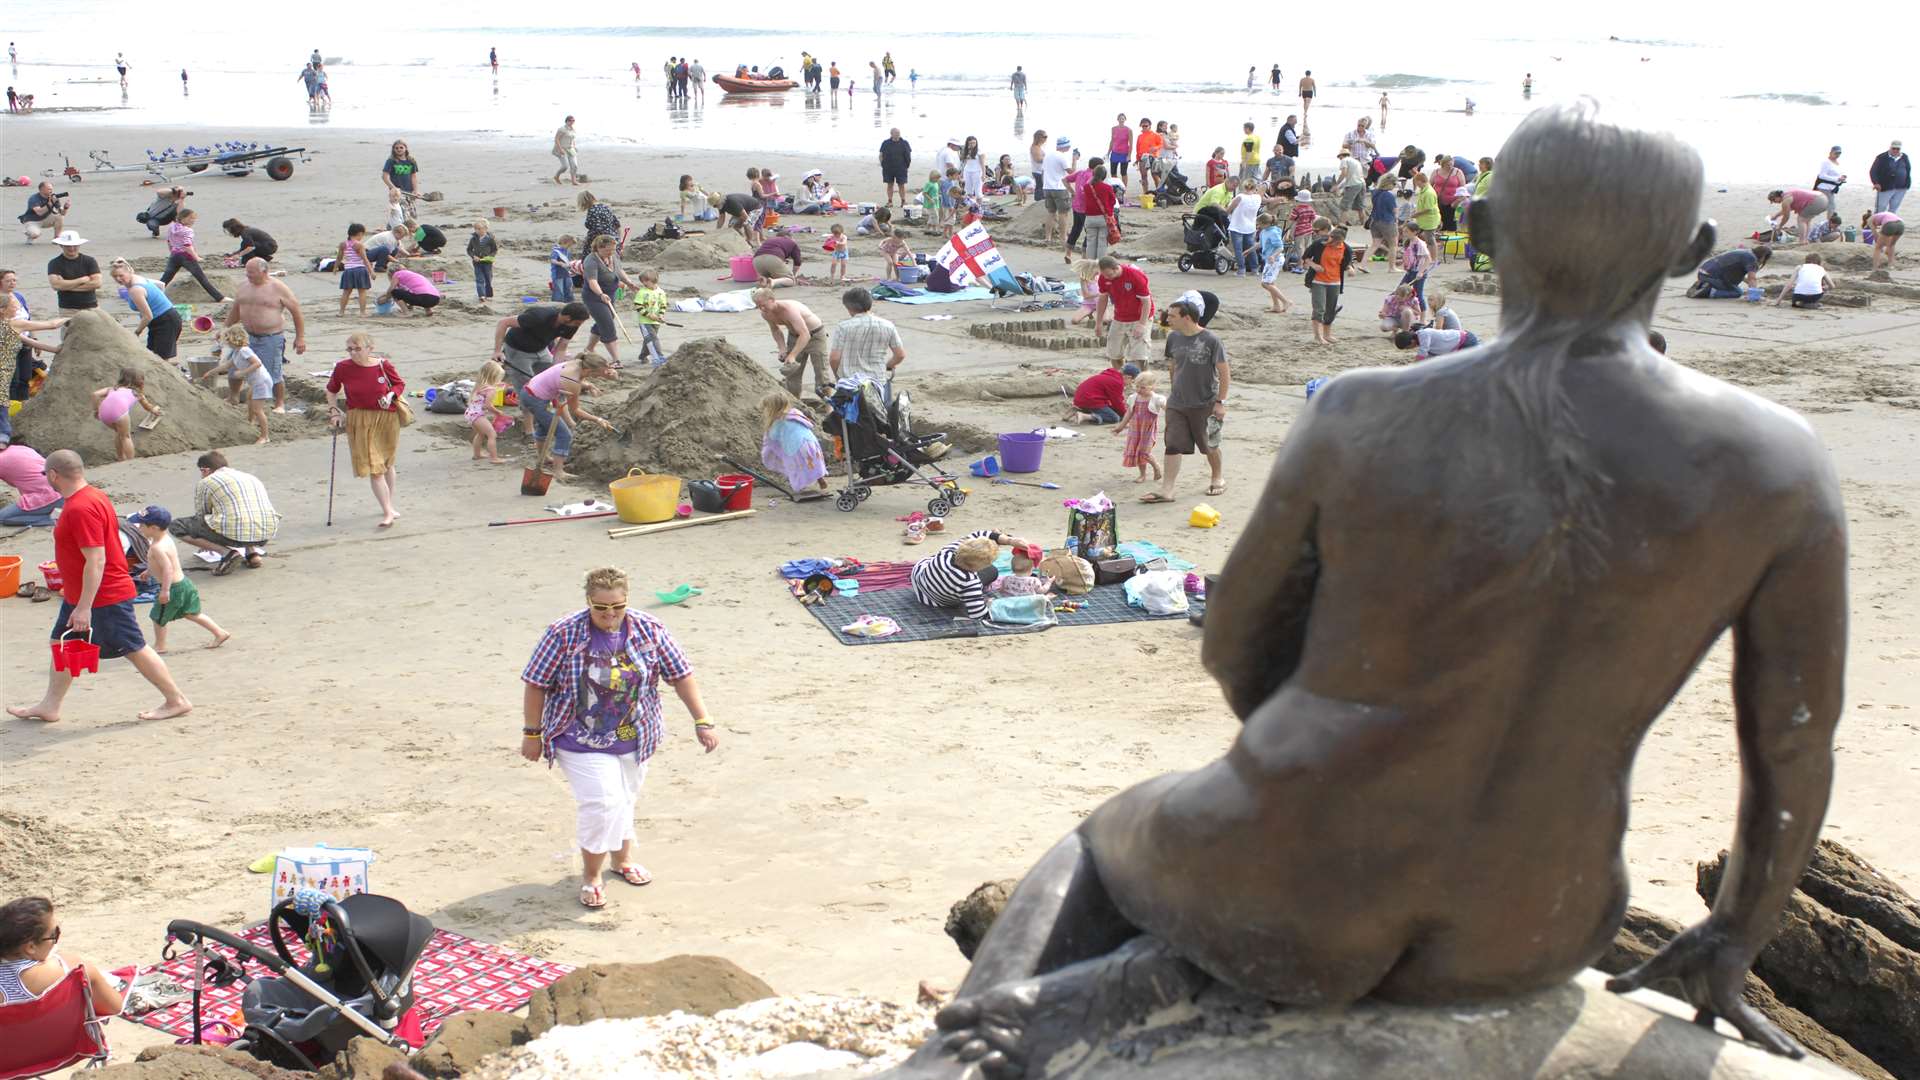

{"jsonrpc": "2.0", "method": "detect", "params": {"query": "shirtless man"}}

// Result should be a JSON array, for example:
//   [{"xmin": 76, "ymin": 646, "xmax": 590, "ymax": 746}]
[
  {"xmin": 223, "ymin": 258, "xmax": 306, "ymax": 413},
  {"xmin": 892, "ymin": 104, "xmax": 1845, "ymax": 1078},
  {"xmin": 1298, "ymin": 69, "xmax": 1316, "ymax": 124},
  {"xmin": 753, "ymin": 288, "xmax": 828, "ymax": 399}
]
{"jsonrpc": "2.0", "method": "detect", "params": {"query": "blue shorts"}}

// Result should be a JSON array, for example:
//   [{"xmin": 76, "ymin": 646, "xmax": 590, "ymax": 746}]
[
  {"xmin": 51, "ymin": 599, "xmax": 147, "ymax": 660},
  {"xmin": 248, "ymin": 331, "xmax": 287, "ymax": 385}
]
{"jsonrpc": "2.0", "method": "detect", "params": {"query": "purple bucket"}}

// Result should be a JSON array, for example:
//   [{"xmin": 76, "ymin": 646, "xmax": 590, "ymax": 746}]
[{"xmin": 997, "ymin": 432, "xmax": 1046, "ymax": 474}]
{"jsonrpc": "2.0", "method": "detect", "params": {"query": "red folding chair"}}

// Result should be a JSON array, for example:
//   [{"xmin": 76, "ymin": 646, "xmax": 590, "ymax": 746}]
[{"xmin": 0, "ymin": 965, "xmax": 112, "ymax": 1078}]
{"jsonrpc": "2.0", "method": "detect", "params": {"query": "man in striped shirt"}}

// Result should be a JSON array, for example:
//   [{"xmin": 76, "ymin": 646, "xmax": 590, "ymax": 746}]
[
  {"xmin": 169, "ymin": 450, "xmax": 281, "ymax": 575},
  {"xmin": 911, "ymin": 528, "xmax": 1031, "ymax": 620}
]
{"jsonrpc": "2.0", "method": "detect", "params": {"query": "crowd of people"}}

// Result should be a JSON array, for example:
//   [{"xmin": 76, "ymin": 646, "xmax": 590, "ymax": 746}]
[{"xmin": 0, "ymin": 55, "xmax": 1912, "ymax": 1019}]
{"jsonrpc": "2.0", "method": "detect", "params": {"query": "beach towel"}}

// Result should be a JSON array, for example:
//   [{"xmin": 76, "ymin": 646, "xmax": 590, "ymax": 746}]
[{"xmin": 876, "ymin": 287, "xmax": 993, "ymax": 306}]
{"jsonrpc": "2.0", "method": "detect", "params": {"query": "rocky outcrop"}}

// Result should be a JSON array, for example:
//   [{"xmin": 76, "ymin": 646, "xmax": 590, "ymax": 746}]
[
  {"xmin": 98, "ymin": 1044, "xmax": 306, "ymax": 1078},
  {"xmin": 944, "ymin": 879, "xmax": 1017, "ymax": 960},
  {"xmin": 1699, "ymin": 843, "xmax": 1920, "ymax": 1080},
  {"xmin": 408, "ymin": 1010, "xmax": 528, "ymax": 1077},
  {"xmin": 1596, "ymin": 907, "xmax": 1892, "ymax": 1080},
  {"xmin": 523, "ymin": 955, "xmax": 777, "ymax": 1037},
  {"xmin": 953, "ymin": 969, "xmax": 1854, "ymax": 1080}
]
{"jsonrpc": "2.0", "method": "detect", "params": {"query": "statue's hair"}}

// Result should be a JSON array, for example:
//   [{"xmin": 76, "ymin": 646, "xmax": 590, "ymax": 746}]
[
  {"xmin": 1494, "ymin": 102, "xmax": 1702, "ymax": 320},
  {"xmin": 1475, "ymin": 103, "xmax": 1703, "ymax": 583}
]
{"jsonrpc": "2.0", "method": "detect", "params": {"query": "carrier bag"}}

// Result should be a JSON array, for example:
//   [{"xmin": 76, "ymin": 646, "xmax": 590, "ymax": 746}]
[
  {"xmin": 270, "ymin": 845, "xmax": 375, "ymax": 905},
  {"xmin": 1124, "ymin": 570, "xmax": 1190, "ymax": 615},
  {"xmin": 1067, "ymin": 505, "xmax": 1119, "ymax": 560},
  {"xmin": 1039, "ymin": 552, "xmax": 1096, "ymax": 595}
]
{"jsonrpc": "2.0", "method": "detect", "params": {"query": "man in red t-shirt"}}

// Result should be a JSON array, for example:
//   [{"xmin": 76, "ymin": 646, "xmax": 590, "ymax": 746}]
[
  {"xmin": 1093, "ymin": 255, "xmax": 1153, "ymax": 367},
  {"xmin": 7, "ymin": 450, "xmax": 191, "ymax": 724},
  {"xmin": 1069, "ymin": 358, "xmax": 1135, "ymax": 424}
]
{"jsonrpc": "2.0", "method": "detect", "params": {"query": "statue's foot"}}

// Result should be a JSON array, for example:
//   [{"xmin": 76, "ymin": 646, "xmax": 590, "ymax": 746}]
[{"xmin": 893, "ymin": 937, "xmax": 1208, "ymax": 1080}]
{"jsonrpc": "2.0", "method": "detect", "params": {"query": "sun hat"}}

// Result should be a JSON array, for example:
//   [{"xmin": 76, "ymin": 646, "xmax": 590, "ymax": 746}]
[
  {"xmin": 128, "ymin": 505, "xmax": 173, "ymax": 528},
  {"xmin": 1294, "ymin": 191, "xmax": 1312, "ymax": 202},
  {"xmin": 802, "ymin": 168, "xmax": 823, "ymax": 180},
  {"xmin": 52, "ymin": 230, "xmax": 87, "ymax": 246},
  {"xmin": 1055, "ymin": 136, "xmax": 1070, "ymax": 149}
]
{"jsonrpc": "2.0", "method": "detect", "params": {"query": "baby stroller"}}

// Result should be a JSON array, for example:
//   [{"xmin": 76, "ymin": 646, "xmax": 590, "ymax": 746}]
[
  {"xmin": 1177, "ymin": 212, "xmax": 1233, "ymax": 275},
  {"xmin": 163, "ymin": 890, "xmax": 433, "ymax": 1071},
  {"xmin": 1154, "ymin": 167, "xmax": 1199, "ymax": 207},
  {"xmin": 820, "ymin": 377, "xmax": 967, "ymax": 517}
]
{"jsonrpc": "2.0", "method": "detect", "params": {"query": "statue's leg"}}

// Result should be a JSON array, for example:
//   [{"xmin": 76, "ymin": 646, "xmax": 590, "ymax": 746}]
[
  {"xmin": 892, "ymin": 834, "xmax": 1208, "ymax": 1079},
  {"xmin": 957, "ymin": 832, "xmax": 1138, "ymax": 993}
]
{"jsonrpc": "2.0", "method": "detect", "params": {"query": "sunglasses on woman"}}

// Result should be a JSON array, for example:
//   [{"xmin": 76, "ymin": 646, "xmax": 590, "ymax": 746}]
[{"xmin": 40, "ymin": 925, "xmax": 61, "ymax": 944}]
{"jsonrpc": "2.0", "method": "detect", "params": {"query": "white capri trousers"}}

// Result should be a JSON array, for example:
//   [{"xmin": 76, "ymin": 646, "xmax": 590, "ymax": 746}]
[{"xmin": 556, "ymin": 748, "xmax": 649, "ymax": 854}]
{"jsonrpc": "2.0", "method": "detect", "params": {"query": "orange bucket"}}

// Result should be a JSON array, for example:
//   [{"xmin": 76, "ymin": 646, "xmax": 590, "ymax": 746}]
[{"xmin": 0, "ymin": 555, "xmax": 20, "ymax": 598}]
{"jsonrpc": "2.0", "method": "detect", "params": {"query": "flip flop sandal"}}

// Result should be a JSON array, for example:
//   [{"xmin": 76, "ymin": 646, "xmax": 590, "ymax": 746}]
[
  {"xmin": 616, "ymin": 865, "xmax": 652, "ymax": 886},
  {"xmin": 30, "ymin": 584, "xmax": 53, "ymax": 603},
  {"xmin": 14, "ymin": 584, "xmax": 31, "ymax": 598},
  {"xmin": 214, "ymin": 550, "xmax": 242, "ymax": 576},
  {"xmin": 925, "ymin": 519, "xmax": 946, "ymax": 533},
  {"xmin": 1139, "ymin": 492, "xmax": 1175, "ymax": 504},
  {"xmin": 1206, "ymin": 484, "xmax": 1228, "ymax": 496},
  {"xmin": 904, "ymin": 522, "xmax": 927, "ymax": 545},
  {"xmin": 579, "ymin": 884, "xmax": 606, "ymax": 909}
]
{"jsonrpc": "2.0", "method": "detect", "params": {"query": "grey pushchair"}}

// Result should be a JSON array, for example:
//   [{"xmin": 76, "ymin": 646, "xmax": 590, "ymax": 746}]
[{"xmin": 164, "ymin": 891, "xmax": 433, "ymax": 1071}]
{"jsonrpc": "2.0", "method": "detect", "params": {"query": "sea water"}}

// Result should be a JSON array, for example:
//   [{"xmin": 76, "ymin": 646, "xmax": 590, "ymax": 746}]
[{"xmin": 6, "ymin": 3, "xmax": 1914, "ymax": 184}]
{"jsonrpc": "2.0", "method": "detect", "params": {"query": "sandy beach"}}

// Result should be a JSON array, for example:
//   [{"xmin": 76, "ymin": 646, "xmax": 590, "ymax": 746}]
[{"xmin": 2, "ymin": 110, "xmax": 1918, "ymax": 1063}]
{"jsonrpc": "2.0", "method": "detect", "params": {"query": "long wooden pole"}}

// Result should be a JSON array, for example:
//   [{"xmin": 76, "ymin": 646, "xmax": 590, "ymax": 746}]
[{"xmin": 608, "ymin": 508, "xmax": 755, "ymax": 539}]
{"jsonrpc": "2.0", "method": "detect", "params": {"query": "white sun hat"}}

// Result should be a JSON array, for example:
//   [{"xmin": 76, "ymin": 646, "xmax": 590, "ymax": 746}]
[{"xmin": 52, "ymin": 229, "xmax": 88, "ymax": 245}]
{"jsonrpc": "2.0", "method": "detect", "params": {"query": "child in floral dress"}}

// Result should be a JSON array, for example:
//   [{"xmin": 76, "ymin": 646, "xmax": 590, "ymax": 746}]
[{"xmin": 1114, "ymin": 371, "xmax": 1163, "ymax": 483}]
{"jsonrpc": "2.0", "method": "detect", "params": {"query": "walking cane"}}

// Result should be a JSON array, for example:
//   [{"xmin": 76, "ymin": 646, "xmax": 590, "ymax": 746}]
[{"xmin": 325, "ymin": 423, "xmax": 339, "ymax": 527}]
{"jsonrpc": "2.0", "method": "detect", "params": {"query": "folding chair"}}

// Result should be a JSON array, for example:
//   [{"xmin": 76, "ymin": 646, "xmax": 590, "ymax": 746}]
[{"xmin": 0, "ymin": 966, "xmax": 112, "ymax": 1078}]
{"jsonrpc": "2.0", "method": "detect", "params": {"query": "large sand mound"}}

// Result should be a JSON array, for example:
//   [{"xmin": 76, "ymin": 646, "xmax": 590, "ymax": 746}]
[
  {"xmin": 163, "ymin": 270, "xmax": 237, "ymax": 303},
  {"xmin": 625, "ymin": 232, "xmax": 750, "ymax": 271},
  {"xmin": 566, "ymin": 338, "xmax": 993, "ymax": 486},
  {"xmin": 567, "ymin": 338, "xmax": 794, "ymax": 485},
  {"xmin": 10, "ymin": 310, "xmax": 298, "ymax": 464}
]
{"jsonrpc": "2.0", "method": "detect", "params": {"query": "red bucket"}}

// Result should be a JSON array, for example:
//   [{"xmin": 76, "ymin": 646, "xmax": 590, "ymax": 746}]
[
  {"xmin": 714, "ymin": 473, "xmax": 755, "ymax": 511},
  {"xmin": 38, "ymin": 560, "xmax": 62, "ymax": 591},
  {"xmin": 50, "ymin": 631, "xmax": 100, "ymax": 677}
]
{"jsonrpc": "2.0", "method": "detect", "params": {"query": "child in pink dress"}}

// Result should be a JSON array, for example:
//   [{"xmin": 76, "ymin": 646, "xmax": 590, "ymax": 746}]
[
  {"xmin": 465, "ymin": 359, "xmax": 513, "ymax": 463},
  {"xmin": 93, "ymin": 368, "xmax": 161, "ymax": 461},
  {"xmin": 1114, "ymin": 371, "xmax": 1163, "ymax": 482}
]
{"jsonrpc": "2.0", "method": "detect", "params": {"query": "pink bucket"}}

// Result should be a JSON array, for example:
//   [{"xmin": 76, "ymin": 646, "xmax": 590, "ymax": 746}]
[{"xmin": 729, "ymin": 253, "xmax": 758, "ymax": 283}]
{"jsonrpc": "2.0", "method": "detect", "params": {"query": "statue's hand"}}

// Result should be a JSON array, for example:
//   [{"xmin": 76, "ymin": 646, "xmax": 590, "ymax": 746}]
[{"xmin": 1604, "ymin": 920, "xmax": 1802, "ymax": 1059}]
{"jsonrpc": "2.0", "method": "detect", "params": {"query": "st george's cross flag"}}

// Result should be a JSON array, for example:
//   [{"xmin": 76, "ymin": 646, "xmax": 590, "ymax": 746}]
[{"xmin": 933, "ymin": 218, "xmax": 1021, "ymax": 293}]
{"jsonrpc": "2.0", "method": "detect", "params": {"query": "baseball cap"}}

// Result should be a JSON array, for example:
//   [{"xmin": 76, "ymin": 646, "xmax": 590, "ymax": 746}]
[
  {"xmin": 1055, "ymin": 136, "xmax": 1070, "ymax": 149},
  {"xmin": 128, "ymin": 505, "xmax": 173, "ymax": 528},
  {"xmin": 1831, "ymin": 145, "xmax": 1843, "ymax": 153},
  {"xmin": 1894, "ymin": 140, "xmax": 1904, "ymax": 149},
  {"xmin": 1122, "ymin": 363, "xmax": 1141, "ymax": 377}
]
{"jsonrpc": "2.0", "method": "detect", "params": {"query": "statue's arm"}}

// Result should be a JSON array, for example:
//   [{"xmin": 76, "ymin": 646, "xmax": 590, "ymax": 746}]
[
  {"xmin": 1200, "ymin": 389, "xmax": 1333, "ymax": 720},
  {"xmin": 1607, "ymin": 463, "xmax": 1846, "ymax": 1057},
  {"xmin": 1716, "ymin": 479, "xmax": 1847, "ymax": 955}
]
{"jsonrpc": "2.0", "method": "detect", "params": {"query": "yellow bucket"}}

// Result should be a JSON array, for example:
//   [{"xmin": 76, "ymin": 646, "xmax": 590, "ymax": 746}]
[
  {"xmin": 610, "ymin": 469, "xmax": 681, "ymax": 524},
  {"xmin": 1140, "ymin": 194, "xmax": 1156, "ymax": 210}
]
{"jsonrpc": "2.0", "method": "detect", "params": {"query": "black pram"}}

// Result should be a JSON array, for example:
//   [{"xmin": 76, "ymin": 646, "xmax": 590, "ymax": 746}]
[
  {"xmin": 1177, "ymin": 211, "xmax": 1234, "ymax": 275},
  {"xmin": 164, "ymin": 891, "xmax": 433, "ymax": 1071},
  {"xmin": 819, "ymin": 378, "xmax": 966, "ymax": 517}
]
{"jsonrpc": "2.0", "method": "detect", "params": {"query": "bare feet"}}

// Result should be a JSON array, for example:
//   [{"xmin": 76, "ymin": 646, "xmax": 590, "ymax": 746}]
[
  {"xmin": 7, "ymin": 703, "xmax": 59, "ymax": 723},
  {"xmin": 272, "ymin": 406, "xmax": 288, "ymax": 414},
  {"xmin": 253, "ymin": 437, "xmax": 270, "ymax": 445},
  {"xmin": 210, "ymin": 631, "xmax": 233, "ymax": 649},
  {"xmin": 138, "ymin": 699, "xmax": 193, "ymax": 721},
  {"xmin": 378, "ymin": 514, "xmax": 398, "ymax": 529},
  {"xmin": 910, "ymin": 938, "xmax": 1207, "ymax": 1080},
  {"xmin": 488, "ymin": 456, "xmax": 508, "ymax": 464}
]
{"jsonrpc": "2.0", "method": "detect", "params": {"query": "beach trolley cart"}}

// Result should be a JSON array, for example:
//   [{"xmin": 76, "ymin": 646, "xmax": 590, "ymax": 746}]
[{"xmin": 65, "ymin": 142, "xmax": 315, "ymax": 183}]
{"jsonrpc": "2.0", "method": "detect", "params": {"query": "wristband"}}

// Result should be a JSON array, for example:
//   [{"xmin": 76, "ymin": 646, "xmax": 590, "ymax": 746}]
[
  {"xmin": 522, "ymin": 726, "xmax": 542, "ymax": 735},
  {"xmin": 694, "ymin": 720, "xmax": 714, "ymax": 729}
]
